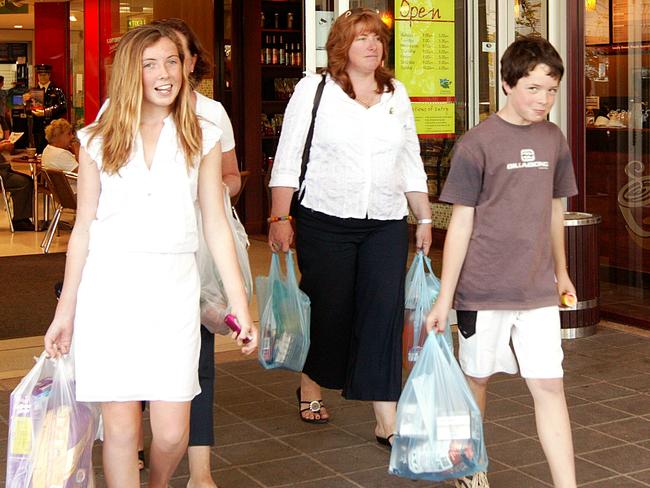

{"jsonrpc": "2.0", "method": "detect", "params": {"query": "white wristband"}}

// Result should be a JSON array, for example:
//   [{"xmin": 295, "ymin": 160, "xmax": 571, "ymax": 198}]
[{"xmin": 417, "ymin": 218, "xmax": 432, "ymax": 224}]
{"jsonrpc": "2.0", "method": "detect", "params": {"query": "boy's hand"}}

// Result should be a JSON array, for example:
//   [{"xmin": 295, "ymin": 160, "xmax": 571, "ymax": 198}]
[
  {"xmin": 556, "ymin": 272, "xmax": 576, "ymax": 304},
  {"xmin": 425, "ymin": 300, "xmax": 449, "ymax": 334}
]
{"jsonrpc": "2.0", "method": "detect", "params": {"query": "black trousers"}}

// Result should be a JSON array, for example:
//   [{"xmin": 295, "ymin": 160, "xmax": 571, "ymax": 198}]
[
  {"xmin": 188, "ymin": 325, "xmax": 215, "ymax": 446},
  {"xmin": 0, "ymin": 167, "xmax": 33, "ymax": 221},
  {"xmin": 295, "ymin": 205, "xmax": 408, "ymax": 401}
]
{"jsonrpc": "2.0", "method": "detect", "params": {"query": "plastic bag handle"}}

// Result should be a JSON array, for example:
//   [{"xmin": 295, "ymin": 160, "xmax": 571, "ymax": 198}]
[{"xmin": 284, "ymin": 251, "xmax": 299, "ymax": 287}]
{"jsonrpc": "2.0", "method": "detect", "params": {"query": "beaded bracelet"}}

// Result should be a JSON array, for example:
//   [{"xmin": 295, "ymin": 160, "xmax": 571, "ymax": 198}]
[
  {"xmin": 267, "ymin": 215, "xmax": 293, "ymax": 223},
  {"xmin": 417, "ymin": 218, "xmax": 433, "ymax": 224}
]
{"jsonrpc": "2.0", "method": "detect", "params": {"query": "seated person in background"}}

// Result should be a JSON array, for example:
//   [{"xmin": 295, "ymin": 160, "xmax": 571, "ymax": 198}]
[
  {"xmin": 42, "ymin": 118, "xmax": 79, "ymax": 173},
  {"xmin": 0, "ymin": 140, "xmax": 34, "ymax": 231}
]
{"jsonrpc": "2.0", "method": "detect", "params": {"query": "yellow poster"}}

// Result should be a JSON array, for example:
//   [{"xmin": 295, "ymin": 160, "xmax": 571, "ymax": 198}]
[
  {"xmin": 395, "ymin": 0, "xmax": 455, "ymax": 136},
  {"xmin": 412, "ymin": 101, "xmax": 455, "ymax": 136}
]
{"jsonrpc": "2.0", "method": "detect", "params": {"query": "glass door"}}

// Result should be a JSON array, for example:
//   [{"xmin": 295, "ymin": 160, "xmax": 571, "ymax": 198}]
[{"xmin": 584, "ymin": 0, "xmax": 650, "ymax": 328}]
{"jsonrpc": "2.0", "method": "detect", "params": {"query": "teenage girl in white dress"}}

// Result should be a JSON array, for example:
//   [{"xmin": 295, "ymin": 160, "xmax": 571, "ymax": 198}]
[{"xmin": 44, "ymin": 24, "xmax": 257, "ymax": 488}]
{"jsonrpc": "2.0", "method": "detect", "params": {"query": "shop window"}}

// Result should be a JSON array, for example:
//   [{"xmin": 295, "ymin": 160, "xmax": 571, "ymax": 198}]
[{"xmin": 584, "ymin": 0, "xmax": 650, "ymax": 328}]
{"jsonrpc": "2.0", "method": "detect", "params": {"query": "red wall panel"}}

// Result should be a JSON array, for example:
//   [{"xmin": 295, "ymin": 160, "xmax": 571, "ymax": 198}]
[{"xmin": 34, "ymin": 2, "xmax": 70, "ymax": 118}]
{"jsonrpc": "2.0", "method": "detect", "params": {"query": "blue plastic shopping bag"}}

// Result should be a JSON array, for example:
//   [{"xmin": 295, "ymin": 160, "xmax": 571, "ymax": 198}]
[
  {"xmin": 389, "ymin": 333, "xmax": 488, "ymax": 481},
  {"xmin": 403, "ymin": 251, "xmax": 452, "ymax": 371},
  {"xmin": 255, "ymin": 251, "xmax": 310, "ymax": 371}
]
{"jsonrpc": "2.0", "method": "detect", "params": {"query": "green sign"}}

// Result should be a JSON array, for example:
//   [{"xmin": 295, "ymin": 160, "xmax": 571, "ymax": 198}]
[
  {"xmin": 0, "ymin": 1, "xmax": 28, "ymax": 15},
  {"xmin": 395, "ymin": 0, "xmax": 455, "ymax": 136}
]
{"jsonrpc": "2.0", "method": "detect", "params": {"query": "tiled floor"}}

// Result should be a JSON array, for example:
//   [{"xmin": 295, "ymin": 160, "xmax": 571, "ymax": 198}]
[
  {"xmin": 2, "ymin": 324, "xmax": 649, "ymax": 487},
  {"xmin": 2, "ymin": 215, "xmax": 650, "ymax": 486}
]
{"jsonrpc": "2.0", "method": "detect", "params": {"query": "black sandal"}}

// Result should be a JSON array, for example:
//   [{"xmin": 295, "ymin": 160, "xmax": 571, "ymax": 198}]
[
  {"xmin": 296, "ymin": 387, "xmax": 329, "ymax": 424},
  {"xmin": 376, "ymin": 433, "xmax": 395, "ymax": 448},
  {"xmin": 137, "ymin": 449, "xmax": 145, "ymax": 470}
]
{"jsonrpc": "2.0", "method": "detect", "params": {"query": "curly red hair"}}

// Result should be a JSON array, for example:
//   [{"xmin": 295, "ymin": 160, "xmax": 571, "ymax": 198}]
[{"xmin": 325, "ymin": 8, "xmax": 394, "ymax": 98}]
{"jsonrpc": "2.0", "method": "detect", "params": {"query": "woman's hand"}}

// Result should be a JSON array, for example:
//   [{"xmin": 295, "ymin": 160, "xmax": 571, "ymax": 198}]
[
  {"xmin": 415, "ymin": 222, "xmax": 432, "ymax": 255},
  {"xmin": 44, "ymin": 317, "xmax": 73, "ymax": 358},
  {"xmin": 268, "ymin": 221, "xmax": 294, "ymax": 252}
]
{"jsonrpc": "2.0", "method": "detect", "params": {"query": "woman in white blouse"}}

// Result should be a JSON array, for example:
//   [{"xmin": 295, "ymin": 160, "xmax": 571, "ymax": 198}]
[
  {"xmin": 268, "ymin": 8, "xmax": 432, "ymax": 446},
  {"xmin": 44, "ymin": 25, "xmax": 257, "ymax": 487},
  {"xmin": 42, "ymin": 118, "xmax": 79, "ymax": 173}
]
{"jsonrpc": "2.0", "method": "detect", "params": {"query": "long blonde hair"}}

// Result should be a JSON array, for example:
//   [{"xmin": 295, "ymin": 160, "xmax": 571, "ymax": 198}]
[{"xmin": 88, "ymin": 24, "xmax": 202, "ymax": 174}]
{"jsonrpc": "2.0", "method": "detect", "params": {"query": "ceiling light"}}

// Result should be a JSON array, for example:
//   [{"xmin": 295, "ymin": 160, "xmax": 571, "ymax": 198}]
[
  {"xmin": 13, "ymin": 25, "xmax": 23, "ymax": 29},
  {"xmin": 586, "ymin": 0, "xmax": 596, "ymax": 11},
  {"xmin": 70, "ymin": 15, "xmax": 77, "ymax": 21}
]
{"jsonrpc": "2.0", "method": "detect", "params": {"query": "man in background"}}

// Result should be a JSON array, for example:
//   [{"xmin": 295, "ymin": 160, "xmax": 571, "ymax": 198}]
[{"xmin": 23, "ymin": 64, "xmax": 67, "ymax": 152}]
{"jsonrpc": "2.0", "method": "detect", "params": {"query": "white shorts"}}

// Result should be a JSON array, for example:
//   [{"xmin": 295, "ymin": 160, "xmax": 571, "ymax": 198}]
[{"xmin": 456, "ymin": 306, "xmax": 564, "ymax": 379}]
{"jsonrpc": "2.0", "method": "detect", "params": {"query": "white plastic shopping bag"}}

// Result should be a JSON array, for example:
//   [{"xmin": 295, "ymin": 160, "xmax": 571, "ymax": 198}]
[
  {"xmin": 6, "ymin": 352, "xmax": 101, "ymax": 487},
  {"xmin": 390, "ymin": 333, "xmax": 488, "ymax": 481},
  {"xmin": 403, "ymin": 251, "xmax": 452, "ymax": 371},
  {"xmin": 197, "ymin": 184, "xmax": 253, "ymax": 334}
]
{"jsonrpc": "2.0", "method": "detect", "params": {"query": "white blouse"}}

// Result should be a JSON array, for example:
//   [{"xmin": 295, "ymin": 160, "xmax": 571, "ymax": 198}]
[
  {"xmin": 78, "ymin": 117, "xmax": 221, "ymax": 254},
  {"xmin": 195, "ymin": 92, "xmax": 235, "ymax": 152},
  {"xmin": 269, "ymin": 73, "xmax": 428, "ymax": 220},
  {"xmin": 42, "ymin": 145, "xmax": 78, "ymax": 172}
]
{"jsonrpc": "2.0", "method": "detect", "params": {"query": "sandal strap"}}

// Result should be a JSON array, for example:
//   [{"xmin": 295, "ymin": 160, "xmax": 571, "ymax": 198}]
[{"xmin": 299, "ymin": 399, "xmax": 324, "ymax": 413}]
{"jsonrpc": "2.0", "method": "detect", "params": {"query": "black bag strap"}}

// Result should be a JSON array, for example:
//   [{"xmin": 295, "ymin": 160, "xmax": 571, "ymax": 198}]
[{"xmin": 297, "ymin": 73, "xmax": 327, "ymax": 200}]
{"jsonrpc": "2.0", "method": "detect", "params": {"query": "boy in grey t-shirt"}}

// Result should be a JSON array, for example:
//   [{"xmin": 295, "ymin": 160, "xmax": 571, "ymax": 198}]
[{"xmin": 426, "ymin": 36, "xmax": 578, "ymax": 488}]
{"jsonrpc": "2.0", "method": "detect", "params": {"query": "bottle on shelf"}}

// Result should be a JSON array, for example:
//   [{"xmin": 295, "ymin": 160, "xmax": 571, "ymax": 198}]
[
  {"xmin": 274, "ymin": 12, "xmax": 279, "ymax": 29},
  {"xmin": 264, "ymin": 34, "xmax": 272, "ymax": 65},
  {"xmin": 278, "ymin": 35, "xmax": 285, "ymax": 65},
  {"xmin": 261, "ymin": 11, "xmax": 265, "ymax": 28},
  {"xmin": 295, "ymin": 43, "xmax": 302, "ymax": 67},
  {"xmin": 287, "ymin": 12, "xmax": 294, "ymax": 29},
  {"xmin": 285, "ymin": 43, "xmax": 291, "ymax": 66},
  {"xmin": 271, "ymin": 35, "xmax": 278, "ymax": 65}
]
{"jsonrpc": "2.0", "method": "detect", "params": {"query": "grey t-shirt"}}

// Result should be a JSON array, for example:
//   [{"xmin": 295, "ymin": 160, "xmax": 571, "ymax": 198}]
[{"xmin": 440, "ymin": 114, "xmax": 578, "ymax": 311}]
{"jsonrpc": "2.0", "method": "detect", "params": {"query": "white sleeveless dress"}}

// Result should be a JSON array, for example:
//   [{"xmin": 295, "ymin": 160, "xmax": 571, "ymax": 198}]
[{"xmin": 73, "ymin": 117, "xmax": 221, "ymax": 402}]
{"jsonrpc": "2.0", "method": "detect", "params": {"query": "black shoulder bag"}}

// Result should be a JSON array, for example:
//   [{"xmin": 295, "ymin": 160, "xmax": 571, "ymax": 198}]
[{"xmin": 290, "ymin": 73, "xmax": 327, "ymax": 216}]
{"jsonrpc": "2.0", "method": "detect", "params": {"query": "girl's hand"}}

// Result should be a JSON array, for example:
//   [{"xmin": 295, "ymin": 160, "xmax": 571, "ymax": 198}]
[
  {"xmin": 229, "ymin": 307, "xmax": 258, "ymax": 355},
  {"xmin": 44, "ymin": 317, "xmax": 73, "ymax": 358}
]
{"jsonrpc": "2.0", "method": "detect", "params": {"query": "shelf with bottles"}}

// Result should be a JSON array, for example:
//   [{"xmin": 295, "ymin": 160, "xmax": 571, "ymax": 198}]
[
  {"xmin": 262, "ymin": 28, "xmax": 301, "ymax": 34},
  {"xmin": 261, "ymin": 2, "xmax": 301, "ymax": 30},
  {"xmin": 261, "ymin": 77, "xmax": 299, "ymax": 103},
  {"xmin": 261, "ymin": 112, "xmax": 284, "ymax": 138},
  {"xmin": 260, "ymin": 33, "xmax": 302, "ymax": 67}
]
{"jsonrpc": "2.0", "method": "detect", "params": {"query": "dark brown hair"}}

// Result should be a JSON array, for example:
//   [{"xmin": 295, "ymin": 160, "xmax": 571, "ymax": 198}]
[
  {"xmin": 152, "ymin": 18, "xmax": 212, "ymax": 88},
  {"xmin": 325, "ymin": 8, "xmax": 394, "ymax": 98},
  {"xmin": 501, "ymin": 35, "xmax": 564, "ymax": 94}
]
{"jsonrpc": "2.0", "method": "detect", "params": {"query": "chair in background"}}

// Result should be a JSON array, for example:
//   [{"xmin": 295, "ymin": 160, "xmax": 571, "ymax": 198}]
[
  {"xmin": 40, "ymin": 168, "xmax": 77, "ymax": 253},
  {"xmin": 0, "ymin": 174, "xmax": 14, "ymax": 232}
]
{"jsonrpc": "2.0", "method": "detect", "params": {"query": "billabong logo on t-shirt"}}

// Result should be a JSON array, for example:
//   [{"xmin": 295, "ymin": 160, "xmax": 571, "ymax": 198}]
[
  {"xmin": 521, "ymin": 149, "xmax": 535, "ymax": 162},
  {"xmin": 506, "ymin": 148, "xmax": 549, "ymax": 170}
]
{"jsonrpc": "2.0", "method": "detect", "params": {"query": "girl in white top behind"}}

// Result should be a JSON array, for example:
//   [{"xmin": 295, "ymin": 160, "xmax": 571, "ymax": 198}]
[{"xmin": 44, "ymin": 24, "xmax": 257, "ymax": 488}]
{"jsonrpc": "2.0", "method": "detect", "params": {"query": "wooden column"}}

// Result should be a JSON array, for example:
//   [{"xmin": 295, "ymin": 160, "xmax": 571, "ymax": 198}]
[
  {"xmin": 566, "ymin": 0, "xmax": 585, "ymax": 212},
  {"xmin": 240, "ymin": 0, "xmax": 264, "ymax": 234},
  {"xmin": 153, "ymin": 0, "xmax": 215, "ymax": 65}
]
